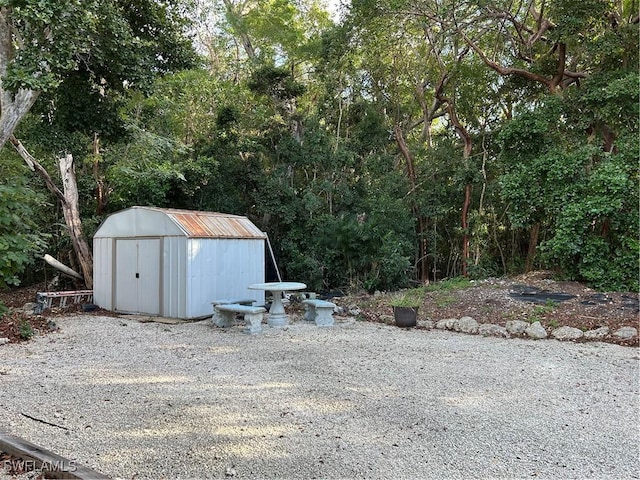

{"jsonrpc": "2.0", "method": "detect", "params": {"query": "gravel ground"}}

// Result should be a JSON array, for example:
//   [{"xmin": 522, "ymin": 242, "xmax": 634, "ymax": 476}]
[{"xmin": 0, "ymin": 314, "xmax": 638, "ymax": 480}]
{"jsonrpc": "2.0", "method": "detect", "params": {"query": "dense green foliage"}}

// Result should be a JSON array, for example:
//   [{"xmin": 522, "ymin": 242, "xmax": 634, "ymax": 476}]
[
  {"xmin": 499, "ymin": 90, "xmax": 639, "ymax": 291},
  {"xmin": 0, "ymin": 179, "xmax": 47, "ymax": 289},
  {"xmin": 3, "ymin": 0, "xmax": 196, "ymax": 94},
  {"xmin": 1, "ymin": 0, "xmax": 637, "ymax": 293}
]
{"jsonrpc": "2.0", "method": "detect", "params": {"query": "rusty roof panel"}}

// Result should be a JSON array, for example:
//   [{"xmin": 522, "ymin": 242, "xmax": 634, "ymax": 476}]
[{"xmin": 155, "ymin": 208, "xmax": 265, "ymax": 239}]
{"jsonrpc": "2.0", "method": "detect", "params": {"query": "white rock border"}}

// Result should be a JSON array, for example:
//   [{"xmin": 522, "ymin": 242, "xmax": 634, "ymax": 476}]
[{"xmin": 425, "ymin": 316, "xmax": 638, "ymax": 342}]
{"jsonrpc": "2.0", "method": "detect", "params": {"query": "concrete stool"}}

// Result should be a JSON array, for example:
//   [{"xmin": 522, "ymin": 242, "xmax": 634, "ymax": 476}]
[{"xmin": 302, "ymin": 299, "xmax": 336, "ymax": 327}]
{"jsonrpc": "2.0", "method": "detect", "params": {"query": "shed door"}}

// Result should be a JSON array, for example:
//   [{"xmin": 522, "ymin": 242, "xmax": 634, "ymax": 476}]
[{"xmin": 115, "ymin": 238, "xmax": 161, "ymax": 315}]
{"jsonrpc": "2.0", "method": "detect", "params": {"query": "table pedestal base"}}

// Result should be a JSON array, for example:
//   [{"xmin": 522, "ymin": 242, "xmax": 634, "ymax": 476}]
[
  {"xmin": 265, "ymin": 289, "xmax": 288, "ymax": 327},
  {"xmin": 267, "ymin": 313, "xmax": 288, "ymax": 327}
]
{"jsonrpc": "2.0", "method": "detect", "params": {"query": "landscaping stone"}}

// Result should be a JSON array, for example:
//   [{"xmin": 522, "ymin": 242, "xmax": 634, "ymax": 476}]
[
  {"xmin": 0, "ymin": 337, "xmax": 9, "ymax": 345},
  {"xmin": 505, "ymin": 320, "xmax": 529, "ymax": 335},
  {"xmin": 380, "ymin": 300, "xmax": 634, "ymax": 347},
  {"xmin": 436, "ymin": 318, "xmax": 457, "ymax": 330},
  {"xmin": 583, "ymin": 326, "xmax": 609, "ymax": 340},
  {"xmin": 455, "ymin": 316, "xmax": 479, "ymax": 334},
  {"xmin": 551, "ymin": 326, "xmax": 584, "ymax": 341},
  {"xmin": 478, "ymin": 323, "xmax": 509, "ymax": 337},
  {"xmin": 417, "ymin": 320, "xmax": 434, "ymax": 329},
  {"xmin": 347, "ymin": 306, "xmax": 362, "ymax": 316},
  {"xmin": 525, "ymin": 321, "xmax": 548, "ymax": 339},
  {"xmin": 22, "ymin": 302, "xmax": 37, "ymax": 314},
  {"xmin": 613, "ymin": 326, "xmax": 638, "ymax": 339}
]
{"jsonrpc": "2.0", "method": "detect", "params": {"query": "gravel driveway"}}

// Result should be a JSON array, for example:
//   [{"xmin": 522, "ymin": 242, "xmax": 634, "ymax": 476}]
[{"xmin": 0, "ymin": 315, "xmax": 638, "ymax": 479}]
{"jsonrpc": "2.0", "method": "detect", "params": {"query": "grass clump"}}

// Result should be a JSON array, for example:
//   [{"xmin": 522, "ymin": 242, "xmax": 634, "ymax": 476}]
[
  {"xmin": 434, "ymin": 293, "xmax": 457, "ymax": 308},
  {"xmin": 425, "ymin": 277, "xmax": 472, "ymax": 292},
  {"xmin": 390, "ymin": 286, "xmax": 426, "ymax": 308},
  {"xmin": 527, "ymin": 301, "xmax": 559, "ymax": 323},
  {"xmin": 19, "ymin": 320, "xmax": 34, "ymax": 340}
]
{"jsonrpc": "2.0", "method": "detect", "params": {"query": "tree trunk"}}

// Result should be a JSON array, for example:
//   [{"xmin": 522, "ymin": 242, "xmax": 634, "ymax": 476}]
[
  {"xmin": 461, "ymin": 183, "xmax": 471, "ymax": 277},
  {"xmin": 59, "ymin": 154, "xmax": 93, "ymax": 288},
  {"xmin": 222, "ymin": 0, "xmax": 257, "ymax": 60},
  {"xmin": 416, "ymin": 216, "xmax": 429, "ymax": 284},
  {"xmin": 0, "ymin": 8, "xmax": 40, "ymax": 150},
  {"xmin": 474, "ymin": 135, "xmax": 488, "ymax": 266},
  {"xmin": 43, "ymin": 254, "xmax": 83, "ymax": 280},
  {"xmin": 0, "ymin": 88, "xmax": 39, "ymax": 149},
  {"xmin": 525, "ymin": 222, "xmax": 540, "ymax": 273},
  {"xmin": 10, "ymin": 136, "xmax": 93, "ymax": 288},
  {"xmin": 394, "ymin": 124, "xmax": 429, "ymax": 282},
  {"xmin": 437, "ymin": 97, "xmax": 473, "ymax": 278}
]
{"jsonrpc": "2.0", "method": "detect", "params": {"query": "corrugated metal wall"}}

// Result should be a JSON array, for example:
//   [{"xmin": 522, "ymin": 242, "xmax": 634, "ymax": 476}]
[
  {"xmin": 186, "ymin": 238, "xmax": 265, "ymax": 318},
  {"xmin": 162, "ymin": 236, "xmax": 188, "ymax": 318},
  {"xmin": 93, "ymin": 237, "xmax": 113, "ymax": 310}
]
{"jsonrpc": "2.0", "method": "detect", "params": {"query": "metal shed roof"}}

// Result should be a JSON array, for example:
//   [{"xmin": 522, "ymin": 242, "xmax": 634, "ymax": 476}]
[
  {"xmin": 94, "ymin": 206, "xmax": 267, "ymax": 239},
  {"xmin": 146, "ymin": 207, "xmax": 267, "ymax": 239}
]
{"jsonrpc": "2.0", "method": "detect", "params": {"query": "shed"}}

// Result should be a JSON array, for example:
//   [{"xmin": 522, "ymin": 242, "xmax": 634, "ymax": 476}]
[{"xmin": 93, "ymin": 206, "xmax": 267, "ymax": 319}]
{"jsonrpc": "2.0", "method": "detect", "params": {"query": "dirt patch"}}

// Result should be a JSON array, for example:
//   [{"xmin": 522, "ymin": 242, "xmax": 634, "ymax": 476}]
[
  {"xmin": 333, "ymin": 271, "xmax": 639, "ymax": 347},
  {"xmin": 0, "ymin": 284, "xmax": 114, "ymax": 345},
  {"xmin": 1, "ymin": 272, "xmax": 638, "ymax": 347}
]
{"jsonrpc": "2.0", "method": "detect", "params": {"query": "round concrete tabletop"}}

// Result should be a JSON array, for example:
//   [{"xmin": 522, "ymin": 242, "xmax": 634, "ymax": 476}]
[{"xmin": 248, "ymin": 282, "xmax": 306, "ymax": 291}]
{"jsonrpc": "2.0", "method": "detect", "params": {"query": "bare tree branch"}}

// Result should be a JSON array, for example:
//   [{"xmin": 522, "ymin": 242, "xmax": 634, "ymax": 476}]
[
  {"xmin": 10, "ymin": 136, "xmax": 66, "ymax": 203},
  {"xmin": 461, "ymin": 31, "xmax": 553, "ymax": 87}
]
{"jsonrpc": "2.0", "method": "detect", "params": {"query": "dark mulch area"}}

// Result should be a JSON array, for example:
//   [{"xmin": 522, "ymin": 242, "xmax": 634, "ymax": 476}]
[{"xmin": 0, "ymin": 283, "xmax": 115, "ymax": 345}]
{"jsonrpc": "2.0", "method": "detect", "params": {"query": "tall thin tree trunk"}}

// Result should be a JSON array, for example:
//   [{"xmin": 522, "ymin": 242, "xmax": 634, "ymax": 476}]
[
  {"xmin": 461, "ymin": 183, "xmax": 471, "ymax": 277},
  {"xmin": 394, "ymin": 125, "xmax": 429, "ymax": 282},
  {"xmin": 92, "ymin": 133, "xmax": 107, "ymax": 214},
  {"xmin": 525, "ymin": 222, "xmax": 540, "ymax": 273},
  {"xmin": 491, "ymin": 206, "xmax": 507, "ymax": 275},
  {"xmin": 438, "ymin": 98, "xmax": 473, "ymax": 277},
  {"xmin": 474, "ymin": 133, "xmax": 488, "ymax": 266}
]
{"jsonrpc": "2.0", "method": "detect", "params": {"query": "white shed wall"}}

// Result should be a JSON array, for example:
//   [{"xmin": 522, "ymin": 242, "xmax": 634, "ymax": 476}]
[
  {"xmin": 162, "ymin": 236, "xmax": 188, "ymax": 318},
  {"xmin": 93, "ymin": 237, "xmax": 113, "ymax": 310},
  {"xmin": 185, "ymin": 238, "xmax": 265, "ymax": 318}
]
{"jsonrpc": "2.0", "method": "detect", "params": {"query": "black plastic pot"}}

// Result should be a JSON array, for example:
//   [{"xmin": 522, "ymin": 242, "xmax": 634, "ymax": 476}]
[{"xmin": 392, "ymin": 306, "xmax": 418, "ymax": 328}]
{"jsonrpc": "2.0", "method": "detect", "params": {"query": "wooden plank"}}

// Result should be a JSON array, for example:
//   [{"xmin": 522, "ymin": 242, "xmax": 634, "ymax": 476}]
[
  {"xmin": 43, "ymin": 254, "xmax": 83, "ymax": 280},
  {"xmin": 0, "ymin": 430, "xmax": 110, "ymax": 479},
  {"xmin": 129, "ymin": 315, "xmax": 185, "ymax": 324}
]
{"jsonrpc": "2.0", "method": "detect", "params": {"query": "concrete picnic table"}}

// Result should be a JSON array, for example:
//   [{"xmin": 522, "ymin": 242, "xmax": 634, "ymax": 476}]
[{"xmin": 248, "ymin": 282, "xmax": 306, "ymax": 327}]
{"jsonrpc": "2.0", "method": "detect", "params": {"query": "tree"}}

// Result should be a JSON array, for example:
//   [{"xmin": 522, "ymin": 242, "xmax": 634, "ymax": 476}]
[
  {"xmin": 444, "ymin": 0, "xmax": 639, "ymax": 270},
  {"xmin": 0, "ymin": 0, "xmax": 196, "ymax": 287},
  {"xmin": 4, "ymin": 0, "xmax": 633, "ymax": 293},
  {"xmin": 0, "ymin": 180, "xmax": 46, "ymax": 289},
  {"xmin": 343, "ymin": 0, "xmax": 498, "ymax": 280}
]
